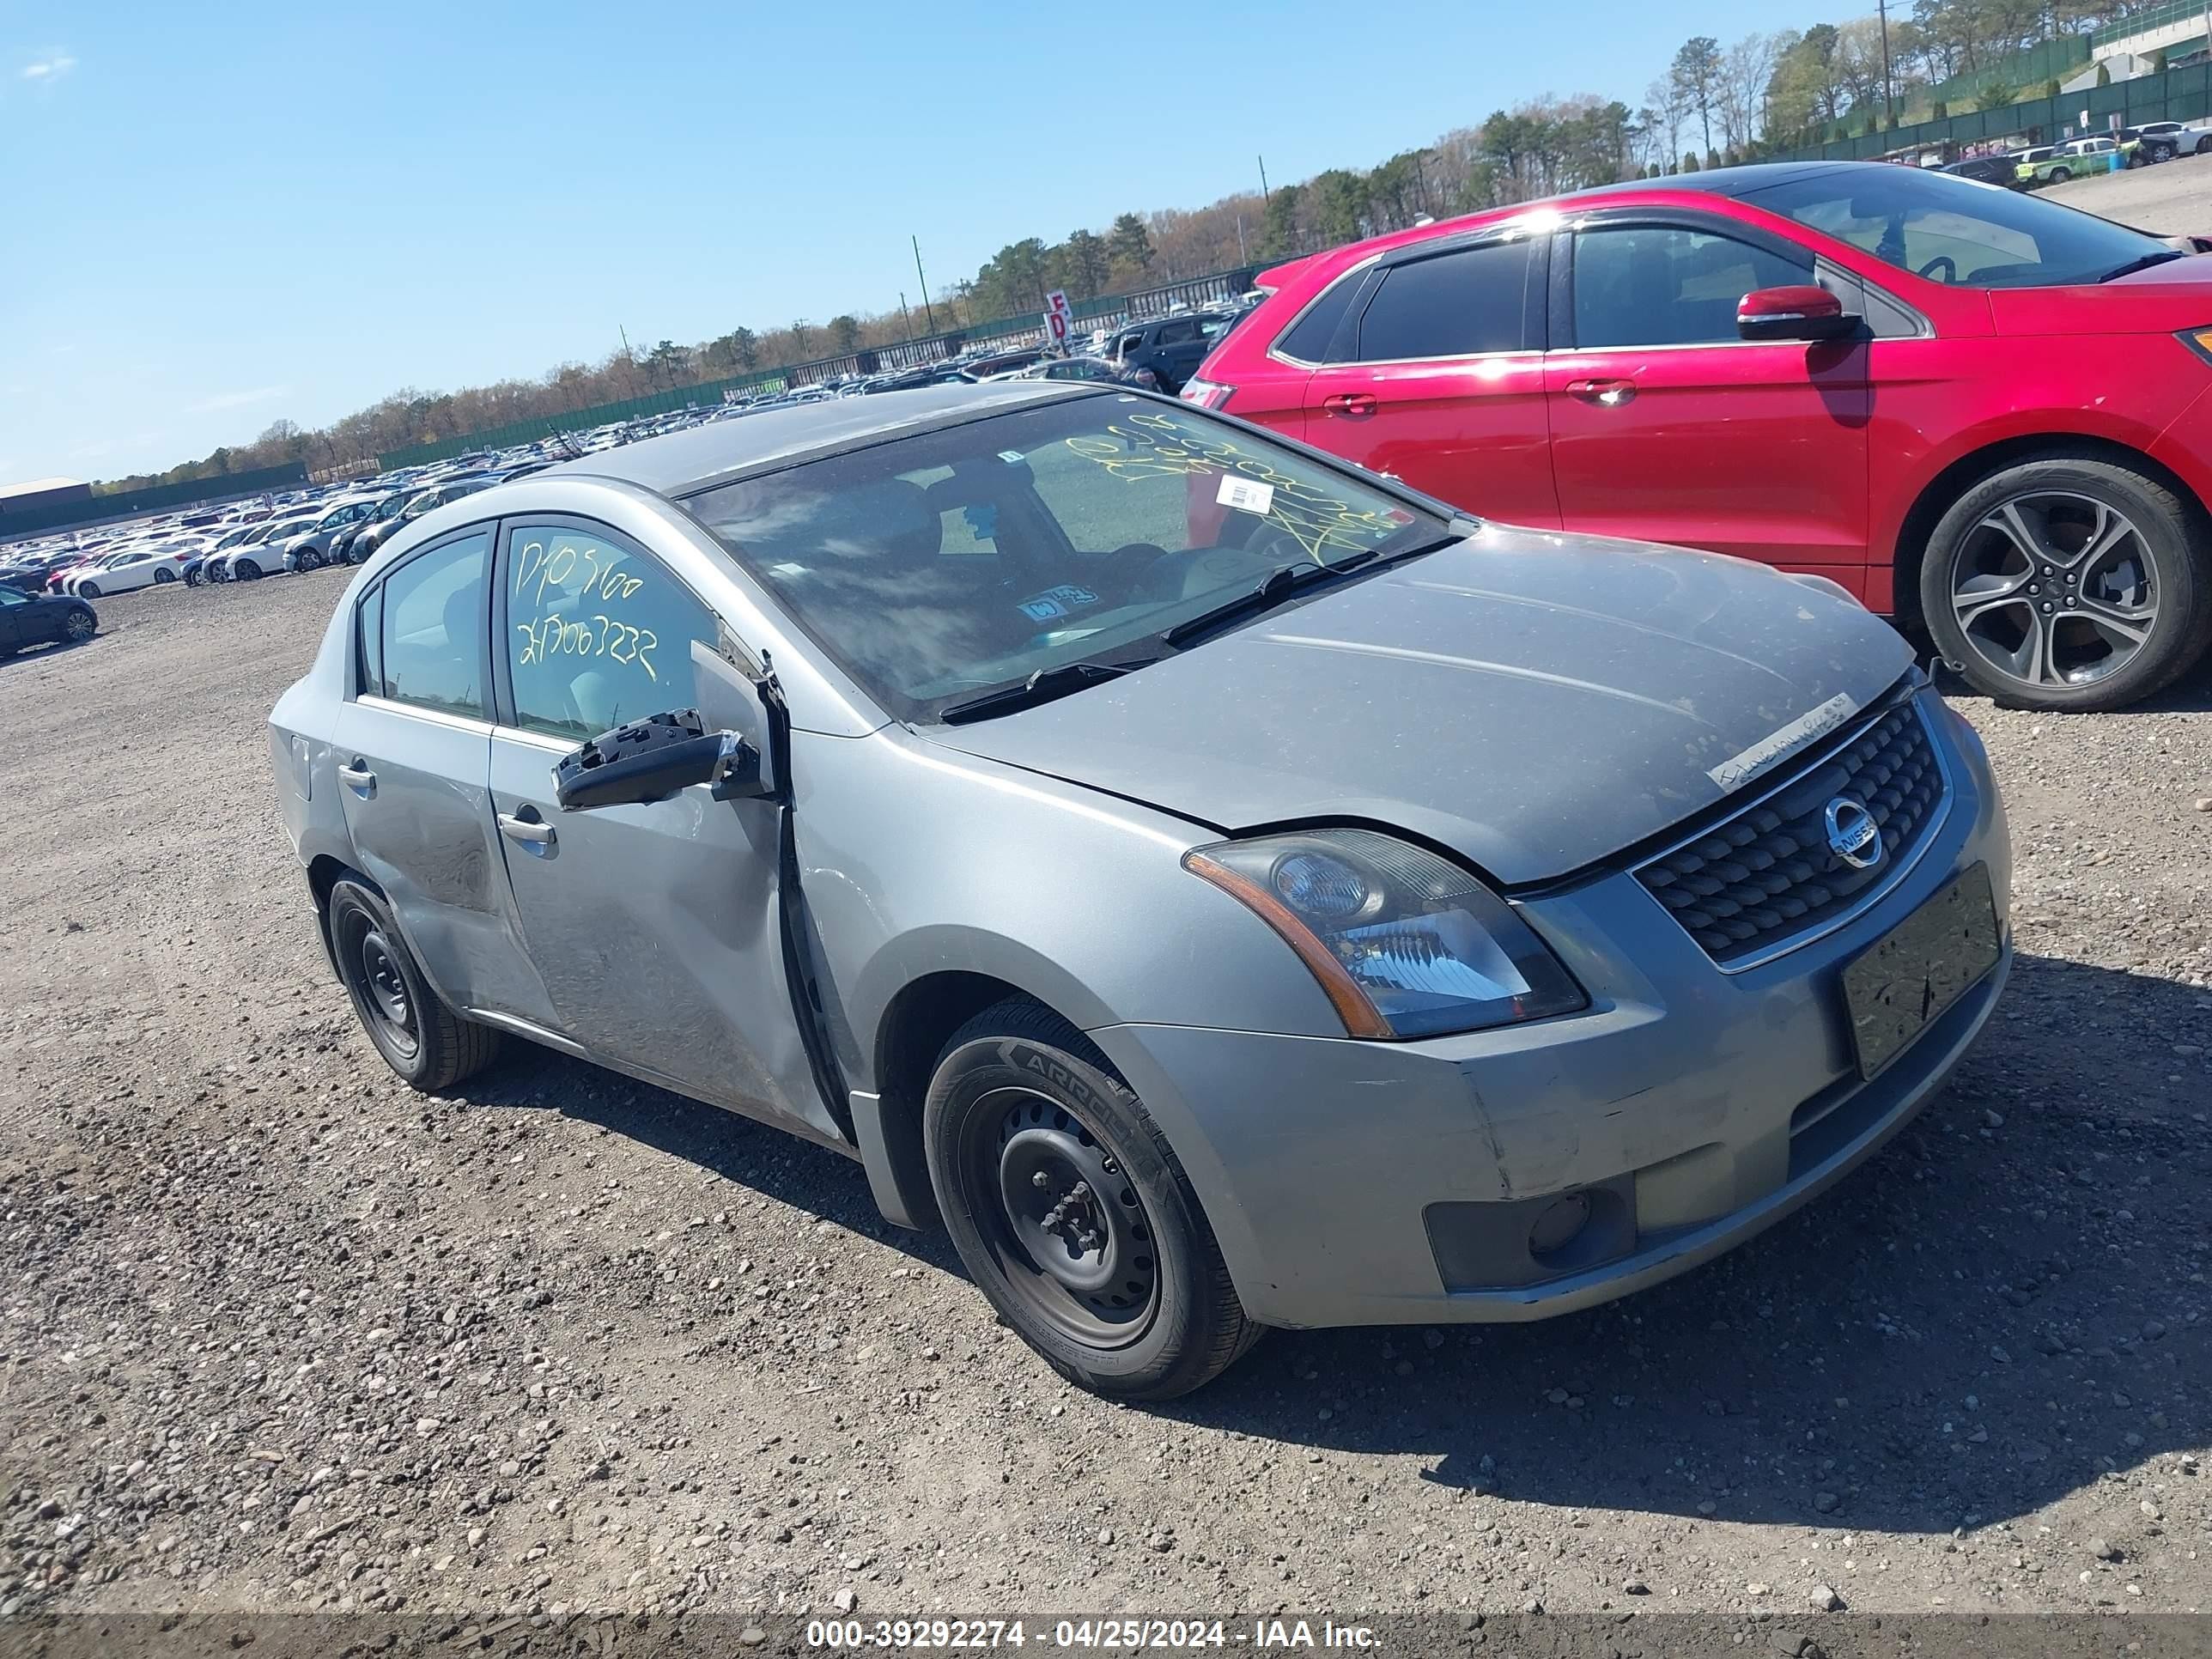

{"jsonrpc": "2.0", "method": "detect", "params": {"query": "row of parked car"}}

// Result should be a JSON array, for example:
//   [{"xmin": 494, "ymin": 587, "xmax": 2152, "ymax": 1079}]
[{"xmin": 1940, "ymin": 118, "xmax": 2212, "ymax": 186}]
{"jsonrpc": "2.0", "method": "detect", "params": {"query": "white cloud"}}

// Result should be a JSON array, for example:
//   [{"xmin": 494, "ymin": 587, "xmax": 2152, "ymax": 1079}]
[
  {"xmin": 21, "ymin": 52, "xmax": 76, "ymax": 82},
  {"xmin": 186, "ymin": 384, "xmax": 289, "ymax": 414}
]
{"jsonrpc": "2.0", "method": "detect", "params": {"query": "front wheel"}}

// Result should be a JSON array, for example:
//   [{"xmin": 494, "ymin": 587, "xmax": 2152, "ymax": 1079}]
[
  {"xmin": 184, "ymin": 567, "xmax": 202, "ymax": 586},
  {"xmin": 922, "ymin": 1000, "xmax": 1259, "ymax": 1399},
  {"xmin": 1920, "ymin": 454, "xmax": 2211, "ymax": 711},
  {"xmin": 234, "ymin": 559, "xmax": 261, "ymax": 580},
  {"xmin": 327, "ymin": 878, "xmax": 500, "ymax": 1091},
  {"xmin": 63, "ymin": 609, "xmax": 95, "ymax": 643},
  {"xmin": 155, "ymin": 567, "xmax": 177, "ymax": 584},
  {"xmin": 76, "ymin": 582, "xmax": 100, "ymax": 599}
]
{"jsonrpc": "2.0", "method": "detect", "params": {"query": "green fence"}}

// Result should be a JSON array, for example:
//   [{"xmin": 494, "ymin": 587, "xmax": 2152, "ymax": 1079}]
[
  {"xmin": 374, "ymin": 267, "xmax": 1257, "ymax": 471},
  {"xmin": 0, "ymin": 461, "xmax": 310, "ymax": 542},
  {"xmin": 1916, "ymin": 36, "xmax": 2093, "ymax": 123},
  {"xmin": 1778, "ymin": 58, "xmax": 2212, "ymax": 160}
]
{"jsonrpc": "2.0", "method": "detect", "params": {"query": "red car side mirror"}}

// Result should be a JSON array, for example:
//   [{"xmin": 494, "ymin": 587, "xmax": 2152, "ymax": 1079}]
[{"xmin": 1737, "ymin": 284, "xmax": 1859, "ymax": 343}]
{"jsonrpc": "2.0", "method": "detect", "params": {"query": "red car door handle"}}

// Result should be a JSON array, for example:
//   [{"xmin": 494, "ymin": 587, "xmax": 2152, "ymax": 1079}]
[
  {"xmin": 1566, "ymin": 378, "xmax": 1637, "ymax": 407},
  {"xmin": 1321, "ymin": 392, "xmax": 1377, "ymax": 417}
]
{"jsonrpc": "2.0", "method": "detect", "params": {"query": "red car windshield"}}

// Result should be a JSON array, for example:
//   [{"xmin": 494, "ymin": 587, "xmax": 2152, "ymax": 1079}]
[{"xmin": 1743, "ymin": 167, "xmax": 2179, "ymax": 288}]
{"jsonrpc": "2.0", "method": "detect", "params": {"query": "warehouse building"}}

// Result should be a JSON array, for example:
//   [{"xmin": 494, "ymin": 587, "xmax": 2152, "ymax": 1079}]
[{"xmin": 0, "ymin": 477, "xmax": 94, "ymax": 519}]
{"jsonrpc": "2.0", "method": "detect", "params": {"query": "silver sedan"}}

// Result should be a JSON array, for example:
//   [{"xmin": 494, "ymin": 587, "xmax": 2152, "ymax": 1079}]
[{"xmin": 270, "ymin": 383, "xmax": 2012, "ymax": 1398}]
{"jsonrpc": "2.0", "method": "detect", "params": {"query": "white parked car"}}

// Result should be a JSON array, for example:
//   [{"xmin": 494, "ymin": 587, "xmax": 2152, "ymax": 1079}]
[
  {"xmin": 213, "ymin": 518, "xmax": 315, "ymax": 581},
  {"xmin": 65, "ymin": 541, "xmax": 195, "ymax": 596}
]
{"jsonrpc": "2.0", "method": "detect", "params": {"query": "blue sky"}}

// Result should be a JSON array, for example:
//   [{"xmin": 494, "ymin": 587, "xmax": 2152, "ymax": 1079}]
[{"xmin": 2, "ymin": 0, "xmax": 1844, "ymax": 483}]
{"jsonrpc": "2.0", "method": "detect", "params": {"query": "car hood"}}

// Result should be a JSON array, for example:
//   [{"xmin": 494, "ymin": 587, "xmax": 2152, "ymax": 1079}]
[
  {"xmin": 1989, "ymin": 252, "xmax": 2212, "ymax": 336},
  {"xmin": 921, "ymin": 526, "xmax": 1913, "ymax": 886}
]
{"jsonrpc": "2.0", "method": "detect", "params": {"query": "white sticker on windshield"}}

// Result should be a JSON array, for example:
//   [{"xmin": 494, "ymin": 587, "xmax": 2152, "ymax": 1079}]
[
  {"xmin": 998, "ymin": 450, "xmax": 1025, "ymax": 464},
  {"xmin": 1217, "ymin": 475, "xmax": 1276, "ymax": 515}
]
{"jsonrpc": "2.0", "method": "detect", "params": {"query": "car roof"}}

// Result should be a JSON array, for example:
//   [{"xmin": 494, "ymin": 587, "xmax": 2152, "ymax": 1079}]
[
  {"xmin": 1255, "ymin": 161, "xmax": 1879, "ymax": 290},
  {"xmin": 544, "ymin": 380, "xmax": 1082, "ymax": 496}
]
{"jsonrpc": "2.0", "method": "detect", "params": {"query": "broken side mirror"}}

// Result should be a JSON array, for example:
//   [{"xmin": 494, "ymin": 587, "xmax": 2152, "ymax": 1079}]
[{"xmin": 553, "ymin": 709, "xmax": 763, "ymax": 811}]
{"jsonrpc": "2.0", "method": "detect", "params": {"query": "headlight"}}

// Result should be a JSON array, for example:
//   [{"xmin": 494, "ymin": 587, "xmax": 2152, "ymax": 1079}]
[{"xmin": 1183, "ymin": 828, "xmax": 1587, "ymax": 1039}]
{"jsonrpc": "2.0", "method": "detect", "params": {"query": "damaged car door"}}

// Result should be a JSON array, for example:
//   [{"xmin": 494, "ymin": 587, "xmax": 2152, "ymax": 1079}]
[{"xmin": 483, "ymin": 514, "xmax": 836, "ymax": 1139}]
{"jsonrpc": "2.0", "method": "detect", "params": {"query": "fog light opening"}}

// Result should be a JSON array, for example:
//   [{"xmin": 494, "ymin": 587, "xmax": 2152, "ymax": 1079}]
[{"xmin": 1527, "ymin": 1191, "xmax": 1593, "ymax": 1259}]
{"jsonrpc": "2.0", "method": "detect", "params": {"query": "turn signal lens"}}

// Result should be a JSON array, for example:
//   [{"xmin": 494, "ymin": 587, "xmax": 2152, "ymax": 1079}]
[
  {"xmin": 1179, "ymin": 377, "xmax": 1236, "ymax": 410},
  {"xmin": 2181, "ymin": 327, "xmax": 2212, "ymax": 365},
  {"xmin": 1184, "ymin": 829, "xmax": 1588, "ymax": 1040}
]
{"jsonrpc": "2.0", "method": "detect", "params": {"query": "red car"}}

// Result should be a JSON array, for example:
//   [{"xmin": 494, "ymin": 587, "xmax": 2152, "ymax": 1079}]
[{"xmin": 1185, "ymin": 161, "xmax": 2212, "ymax": 711}]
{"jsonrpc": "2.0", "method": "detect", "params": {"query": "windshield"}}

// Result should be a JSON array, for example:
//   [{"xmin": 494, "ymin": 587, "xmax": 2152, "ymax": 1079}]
[
  {"xmin": 1745, "ymin": 167, "xmax": 2174, "ymax": 287},
  {"xmin": 685, "ymin": 394, "xmax": 1449, "ymax": 721}
]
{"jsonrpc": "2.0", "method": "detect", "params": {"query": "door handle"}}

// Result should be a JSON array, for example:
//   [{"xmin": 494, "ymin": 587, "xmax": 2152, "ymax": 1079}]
[
  {"xmin": 337, "ymin": 758, "xmax": 376, "ymax": 794},
  {"xmin": 1566, "ymin": 378, "xmax": 1637, "ymax": 407},
  {"xmin": 497, "ymin": 807, "xmax": 556, "ymax": 848},
  {"xmin": 1321, "ymin": 392, "xmax": 1377, "ymax": 417}
]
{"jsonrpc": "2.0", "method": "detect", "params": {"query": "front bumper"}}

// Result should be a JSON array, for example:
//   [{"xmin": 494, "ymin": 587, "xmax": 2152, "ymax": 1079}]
[{"xmin": 1088, "ymin": 691, "xmax": 2012, "ymax": 1330}]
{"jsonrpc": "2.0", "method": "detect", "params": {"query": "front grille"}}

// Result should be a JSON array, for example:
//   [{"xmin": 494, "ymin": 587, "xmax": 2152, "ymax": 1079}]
[{"xmin": 1636, "ymin": 698, "xmax": 1948, "ymax": 966}]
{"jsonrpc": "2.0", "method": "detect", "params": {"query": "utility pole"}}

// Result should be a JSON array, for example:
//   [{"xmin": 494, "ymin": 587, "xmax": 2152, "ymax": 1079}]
[
  {"xmin": 898, "ymin": 291, "xmax": 915, "ymax": 343},
  {"xmin": 912, "ymin": 237, "xmax": 938, "ymax": 336},
  {"xmin": 1877, "ymin": 0, "xmax": 1897, "ymax": 127},
  {"xmin": 1235, "ymin": 213, "xmax": 1246, "ymax": 263},
  {"xmin": 1257, "ymin": 154, "xmax": 1272, "ymax": 210},
  {"xmin": 617, "ymin": 324, "xmax": 632, "ymax": 358}
]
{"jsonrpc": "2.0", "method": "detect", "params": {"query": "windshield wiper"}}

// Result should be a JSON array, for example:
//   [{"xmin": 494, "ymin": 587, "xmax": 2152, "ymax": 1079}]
[
  {"xmin": 936, "ymin": 659, "xmax": 1152, "ymax": 724},
  {"xmin": 1159, "ymin": 523, "xmax": 1475, "ymax": 651},
  {"xmin": 2100, "ymin": 250, "xmax": 2187, "ymax": 282},
  {"xmin": 1161, "ymin": 559, "xmax": 1354, "ymax": 648}
]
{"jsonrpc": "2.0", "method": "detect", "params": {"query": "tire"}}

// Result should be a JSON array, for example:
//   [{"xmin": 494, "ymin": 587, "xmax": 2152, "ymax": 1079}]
[
  {"xmin": 77, "ymin": 582, "xmax": 100, "ymax": 599},
  {"xmin": 1919, "ymin": 452, "xmax": 2211, "ymax": 711},
  {"xmin": 154, "ymin": 568, "xmax": 177, "ymax": 584},
  {"xmin": 2050, "ymin": 166, "xmax": 2071, "ymax": 182},
  {"xmin": 63, "ymin": 608, "xmax": 95, "ymax": 643},
  {"xmin": 326, "ymin": 878, "xmax": 500, "ymax": 1091},
  {"xmin": 922, "ymin": 998, "xmax": 1259, "ymax": 1399},
  {"xmin": 184, "ymin": 567, "xmax": 202, "ymax": 587},
  {"xmin": 234, "ymin": 559, "xmax": 261, "ymax": 580}
]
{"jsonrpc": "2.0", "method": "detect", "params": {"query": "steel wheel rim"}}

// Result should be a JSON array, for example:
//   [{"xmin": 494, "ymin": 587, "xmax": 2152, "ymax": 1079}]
[
  {"xmin": 958, "ymin": 1085, "xmax": 1160, "ymax": 1349},
  {"xmin": 64, "ymin": 611, "xmax": 94, "ymax": 641},
  {"xmin": 1948, "ymin": 489, "xmax": 2158, "ymax": 690},
  {"xmin": 342, "ymin": 913, "xmax": 419, "ymax": 1060}
]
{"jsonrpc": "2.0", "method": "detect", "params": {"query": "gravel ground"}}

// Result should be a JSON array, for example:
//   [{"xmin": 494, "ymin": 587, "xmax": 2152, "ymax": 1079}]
[{"xmin": 0, "ymin": 570, "xmax": 2206, "ymax": 1638}]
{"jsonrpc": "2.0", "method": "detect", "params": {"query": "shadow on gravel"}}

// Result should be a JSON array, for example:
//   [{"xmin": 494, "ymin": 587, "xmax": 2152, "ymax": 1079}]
[
  {"xmin": 0, "ymin": 636, "xmax": 104, "ymax": 671},
  {"xmin": 445, "ymin": 950, "xmax": 2206, "ymax": 1537},
  {"xmin": 442, "ymin": 1041, "xmax": 960, "ymax": 1273},
  {"xmin": 1929, "ymin": 658, "xmax": 2212, "ymax": 715}
]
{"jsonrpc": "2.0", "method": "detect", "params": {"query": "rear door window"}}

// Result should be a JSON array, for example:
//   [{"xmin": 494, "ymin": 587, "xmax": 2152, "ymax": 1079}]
[
  {"xmin": 380, "ymin": 531, "xmax": 489, "ymax": 718},
  {"xmin": 1272, "ymin": 271, "xmax": 1363, "ymax": 362},
  {"xmin": 1353, "ymin": 239, "xmax": 1534, "ymax": 362}
]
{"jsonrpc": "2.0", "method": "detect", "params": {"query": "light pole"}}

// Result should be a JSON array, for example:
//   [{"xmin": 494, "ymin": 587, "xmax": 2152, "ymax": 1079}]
[
  {"xmin": 1877, "ymin": 0, "xmax": 1897, "ymax": 128},
  {"xmin": 912, "ymin": 237, "xmax": 938, "ymax": 337}
]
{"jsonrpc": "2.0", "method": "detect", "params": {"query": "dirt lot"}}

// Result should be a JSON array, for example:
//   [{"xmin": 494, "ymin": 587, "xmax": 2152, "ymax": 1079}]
[{"xmin": 1, "ymin": 570, "xmax": 2207, "ymax": 1640}]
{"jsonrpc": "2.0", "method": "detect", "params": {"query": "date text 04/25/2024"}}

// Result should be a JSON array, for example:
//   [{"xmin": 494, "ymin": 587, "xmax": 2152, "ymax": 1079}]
[{"xmin": 803, "ymin": 1619, "xmax": 1379, "ymax": 1650}]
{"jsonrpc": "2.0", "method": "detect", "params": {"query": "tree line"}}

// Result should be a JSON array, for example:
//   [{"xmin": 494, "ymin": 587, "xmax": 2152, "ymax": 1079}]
[{"xmin": 97, "ymin": 0, "xmax": 2169, "ymax": 494}]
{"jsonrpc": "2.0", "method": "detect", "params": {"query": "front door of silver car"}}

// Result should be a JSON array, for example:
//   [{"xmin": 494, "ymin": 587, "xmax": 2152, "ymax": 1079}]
[
  {"xmin": 481, "ymin": 514, "xmax": 836, "ymax": 1139},
  {"xmin": 334, "ymin": 526, "xmax": 557, "ymax": 1027}
]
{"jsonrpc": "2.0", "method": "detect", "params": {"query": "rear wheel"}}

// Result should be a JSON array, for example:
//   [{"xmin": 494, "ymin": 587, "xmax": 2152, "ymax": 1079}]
[
  {"xmin": 327, "ymin": 878, "xmax": 500, "ymax": 1091},
  {"xmin": 922, "ymin": 999, "xmax": 1259, "ymax": 1399},
  {"xmin": 1920, "ymin": 453, "xmax": 2211, "ymax": 711},
  {"xmin": 154, "ymin": 567, "xmax": 177, "ymax": 585}
]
